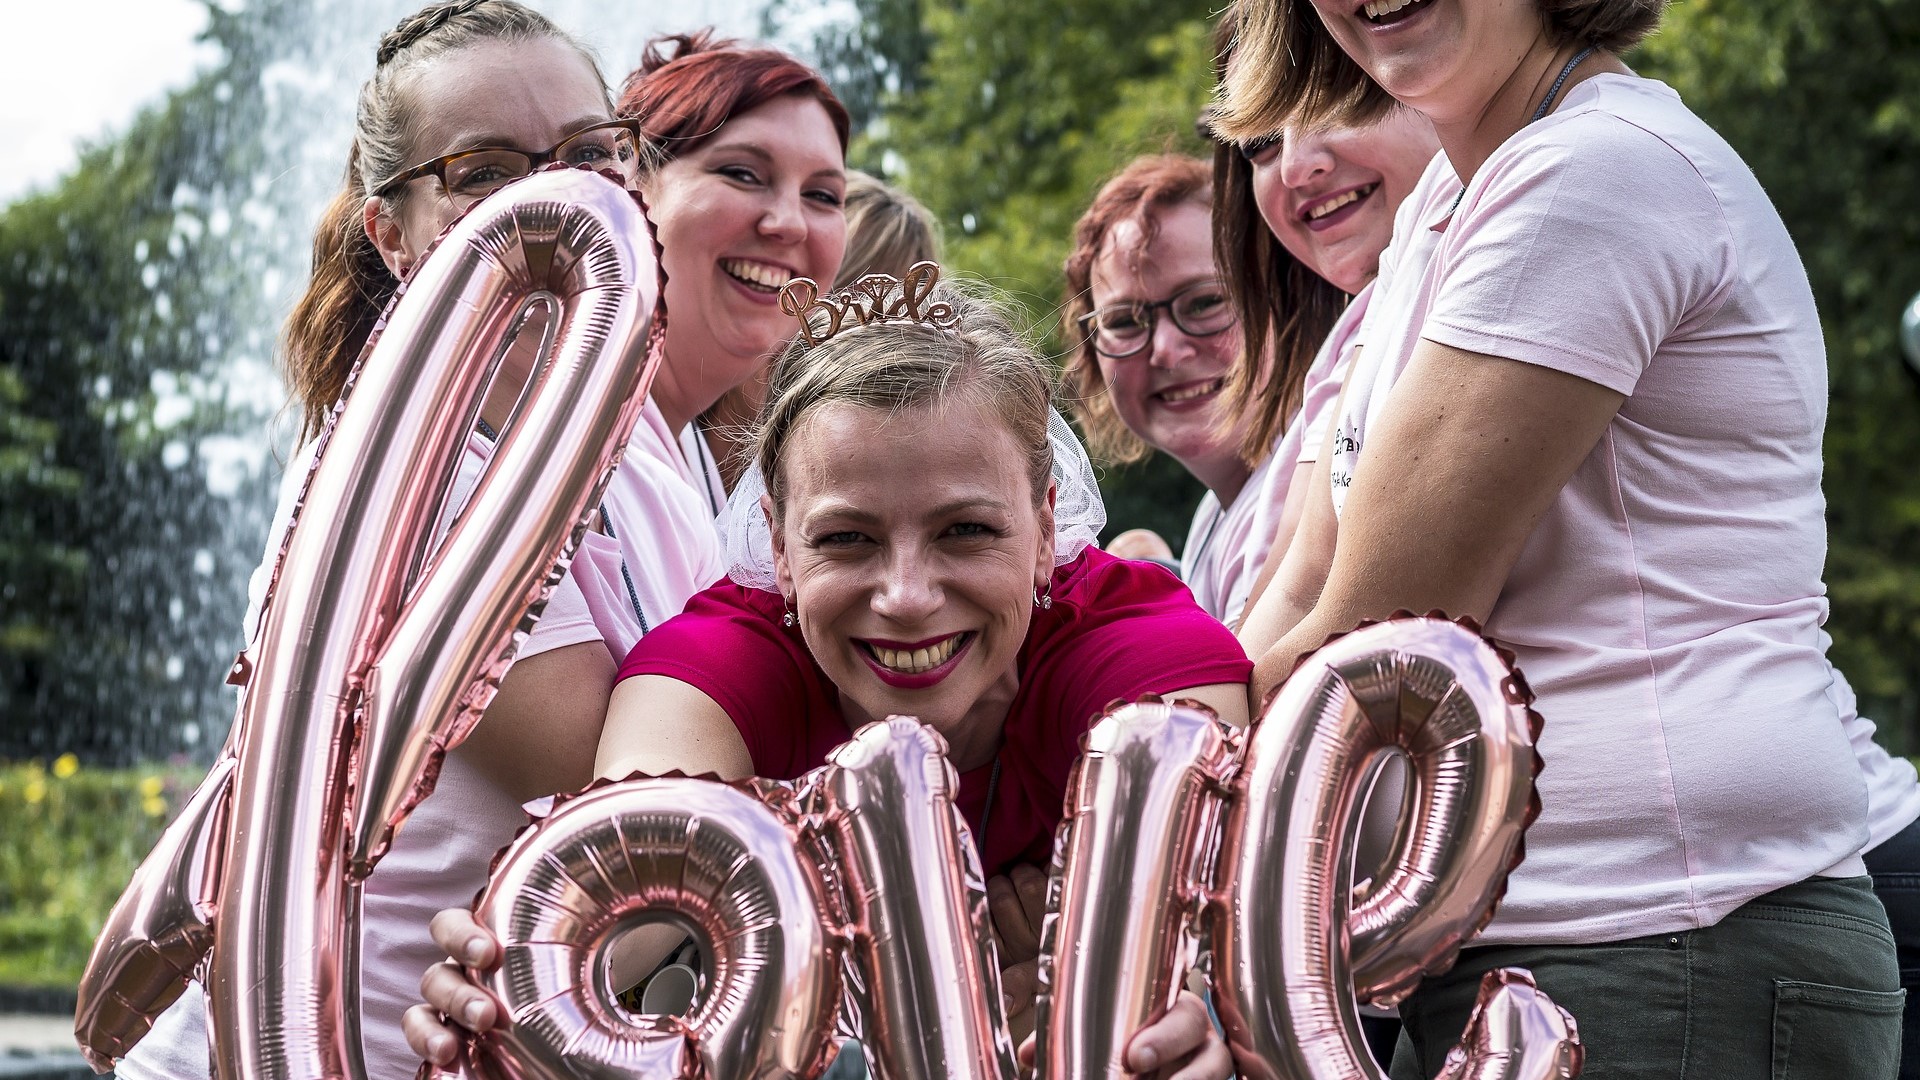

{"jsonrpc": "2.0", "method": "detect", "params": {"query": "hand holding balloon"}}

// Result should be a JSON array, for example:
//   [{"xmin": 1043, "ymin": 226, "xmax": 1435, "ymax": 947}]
[
  {"xmin": 988, "ymin": 866, "xmax": 1050, "ymax": 1042},
  {"xmin": 405, "ymin": 911, "xmax": 503, "ymax": 1070},
  {"xmin": 409, "ymin": 909, "xmax": 1234, "ymax": 1080},
  {"xmin": 990, "ymin": 863, "xmax": 1229, "ymax": 1077}
]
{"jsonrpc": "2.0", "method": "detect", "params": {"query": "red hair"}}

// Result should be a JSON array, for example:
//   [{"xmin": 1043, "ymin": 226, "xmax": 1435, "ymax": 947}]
[
  {"xmin": 618, "ymin": 30, "xmax": 850, "ymax": 161},
  {"xmin": 1061, "ymin": 154, "xmax": 1215, "ymax": 465}
]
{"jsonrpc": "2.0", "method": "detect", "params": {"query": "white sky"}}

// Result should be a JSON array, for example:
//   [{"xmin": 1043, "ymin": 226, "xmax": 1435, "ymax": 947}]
[
  {"xmin": 0, "ymin": 0, "xmax": 784, "ymax": 209},
  {"xmin": 0, "ymin": 0, "xmax": 218, "ymax": 206}
]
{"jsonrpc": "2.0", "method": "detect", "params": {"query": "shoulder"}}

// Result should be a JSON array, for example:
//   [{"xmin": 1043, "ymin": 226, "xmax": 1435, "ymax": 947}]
[
  {"xmin": 617, "ymin": 581, "xmax": 830, "ymax": 776},
  {"xmin": 619, "ymin": 581, "xmax": 797, "ymax": 677},
  {"xmin": 1033, "ymin": 550, "xmax": 1251, "ymax": 679},
  {"xmin": 1017, "ymin": 550, "xmax": 1249, "ymax": 754},
  {"xmin": 1477, "ymin": 77, "xmax": 1726, "ymax": 210},
  {"xmin": 1055, "ymin": 546, "xmax": 1200, "ymax": 615}
]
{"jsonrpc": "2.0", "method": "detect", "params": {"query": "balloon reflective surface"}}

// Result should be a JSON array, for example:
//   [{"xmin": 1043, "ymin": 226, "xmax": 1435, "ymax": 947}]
[
  {"xmin": 457, "ymin": 777, "xmax": 841, "ymax": 1080},
  {"xmin": 1033, "ymin": 701, "xmax": 1236, "ymax": 1079},
  {"xmin": 1212, "ymin": 616, "xmax": 1562, "ymax": 1080},
  {"xmin": 818, "ymin": 718, "xmax": 1019, "ymax": 1080},
  {"xmin": 1435, "ymin": 970, "xmax": 1583, "ymax": 1080},
  {"xmin": 75, "ymin": 167, "xmax": 663, "ymax": 1079},
  {"xmin": 72, "ymin": 754, "xmax": 235, "ymax": 1071}
]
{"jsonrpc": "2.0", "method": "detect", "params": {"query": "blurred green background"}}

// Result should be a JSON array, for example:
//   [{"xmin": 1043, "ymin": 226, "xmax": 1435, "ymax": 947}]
[{"xmin": 3, "ymin": 0, "xmax": 1916, "ymax": 990}]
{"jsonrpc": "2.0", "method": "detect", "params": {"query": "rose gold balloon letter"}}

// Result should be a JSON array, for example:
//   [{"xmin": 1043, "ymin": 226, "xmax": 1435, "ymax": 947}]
[
  {"xmin": 76, "ymin": 168, "xmax": 662, "ymax": 1079},
  {"xmin": 1032, "ymin": 701, "xmax": 1237, "ymax": 1079},
  {"xmin": 1212, "ymin": 617, "xmax": 1581, "ymax": 1080},
  {"xmin": 818, "ymin": 718, "xmax": 1020, "ymax": 1080},
  {"xmin": 458, "ymin": 778, "xmax": 842, "ymax": 1080}
]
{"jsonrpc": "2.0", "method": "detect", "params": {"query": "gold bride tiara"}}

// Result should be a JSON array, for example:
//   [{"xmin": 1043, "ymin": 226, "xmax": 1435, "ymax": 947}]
[{"xmin": 778, "ymin": 260, "xmax": 961, "ymax": 347}]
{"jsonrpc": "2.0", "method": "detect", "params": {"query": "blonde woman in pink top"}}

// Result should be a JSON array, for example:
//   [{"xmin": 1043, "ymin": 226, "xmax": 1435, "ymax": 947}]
[{"xmin": 1217, "ymin": 0, "xmax": 1902, "ymax": 1077}]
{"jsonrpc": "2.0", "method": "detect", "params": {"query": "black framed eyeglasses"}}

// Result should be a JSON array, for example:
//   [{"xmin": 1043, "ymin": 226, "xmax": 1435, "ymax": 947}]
[
  {"xmin": 373, "ymin": 118, "xmax": 646, "ymax": 203},
  {"xmin": 1077, "ymin": 280, "xmax": 1238, "ymax": 359}
]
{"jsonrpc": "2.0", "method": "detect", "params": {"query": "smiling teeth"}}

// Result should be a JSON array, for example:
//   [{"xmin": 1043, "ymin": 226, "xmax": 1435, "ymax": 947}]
[
  {"xmin": 721, "ymin": 258, "xmax": 792, "ymax": 292},
  {"xmin": 1363, "ymin": 0, "xmax": 1419, "ymax": 19},
  {"xmin": 871, "ymin": 635, "xmax": 963, "ymax": 674},
  {"xmin": 1306, "ymin": 185, "xmax": 1374, "ymax": 221},
  {"xmin": 1160, "ymin": 378, "xmax": 1223, "ymax": 403}
]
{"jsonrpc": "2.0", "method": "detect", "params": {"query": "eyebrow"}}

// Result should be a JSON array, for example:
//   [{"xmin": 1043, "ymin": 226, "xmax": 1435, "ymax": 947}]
[
  {"xmin": 440, "ymin": 115, "xmax": 613, "ymax": 155},
  {"xmin": 703, "ymin": 140, "xmax": 846, "ymax": 183},
  {"xmin": 801, "ymin": 495, "xmax": 1013, "ymax": 529},
  {"xmin": 1095, "ymin": 274, "xmax": 1223, "ymax": 308}
]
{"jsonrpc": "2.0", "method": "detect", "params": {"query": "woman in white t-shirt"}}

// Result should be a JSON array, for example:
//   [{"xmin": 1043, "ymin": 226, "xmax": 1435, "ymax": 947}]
[
  {"xmin": 1208, "ymin": 80, "xmax": 1440, "ymax": 630},
  {"xmin": 1216, "ymin": 1, "xmax": 1902, "ymax": 1077},
  {"xmin": 114, "ymin": 8, "xmax": 851, "ymax": 1079}
]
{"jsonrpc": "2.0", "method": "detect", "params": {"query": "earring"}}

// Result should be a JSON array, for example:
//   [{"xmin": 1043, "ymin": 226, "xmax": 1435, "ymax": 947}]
[
  {"xmin": 1034, "ymin": 583, "xmax": 1053, "ymax": 611},
  {"xmin": 782, "ymin": 600, "xmax": 797, "ymax": 628}
]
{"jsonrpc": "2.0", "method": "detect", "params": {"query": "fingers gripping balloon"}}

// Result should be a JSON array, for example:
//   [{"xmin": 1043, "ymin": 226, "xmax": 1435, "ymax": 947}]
[
  {"xmin": 74, "ymin": 168, "xmax": 665, "ymax": 1079},
  {"xmin": 449, "ymin": 719, "xmax": 1017, "ymax": 1080},
  {"xmin": 1210, "ymin": 617, "xmax": 1577, "ymax": 1080}
]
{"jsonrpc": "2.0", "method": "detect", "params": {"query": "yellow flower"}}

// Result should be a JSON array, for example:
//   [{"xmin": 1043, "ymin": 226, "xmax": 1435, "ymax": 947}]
[
  {"xmin": 24, "ymin": 778, "xmax": 46, "ymax": 805},
  {"xmin": 139, "ymin": 776, "xmax": 165, "ymax": 798},
  {"xmin": 142, "ymin": 796, "xmax": 168, "ymax": 818},
  {"xmin": 52, "ymin": 753, "xmax": 79, "ymax": 779}
]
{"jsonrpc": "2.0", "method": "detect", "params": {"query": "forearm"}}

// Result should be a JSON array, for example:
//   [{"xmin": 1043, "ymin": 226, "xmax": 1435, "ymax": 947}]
[
  {"xmin": 463, "ymin": 642, "xmax": 614, "ymax": 802},
  {"xmin": 1253, "ymin": 341, "xmax": 1624, "ymax": 700}
]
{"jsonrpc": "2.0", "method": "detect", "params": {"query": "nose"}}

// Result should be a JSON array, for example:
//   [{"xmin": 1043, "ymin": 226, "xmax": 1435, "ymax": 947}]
[
  {"xmin": 1277, "ymin": 128, "xmax": 1336, "ymax": 191},
  {"xmin": 871, "ymin": 547, "xmax": 942, "ymax": 624},
  {"xmin": 1147, "ymin": 307, "xmax": 1198, "ymax": 369},
  {"xmin": 759, "ymin": 185, "xmax": 808, "ymax": 244}
]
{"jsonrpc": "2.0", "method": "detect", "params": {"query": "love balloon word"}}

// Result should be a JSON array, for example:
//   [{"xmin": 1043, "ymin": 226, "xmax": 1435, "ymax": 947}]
[
  {"xmin": 442, "ymin": 618, "xmax": 1583, "ymax": 1080},
  {"xmin": 69, "ymin": 166, "xmax": 1577, "ymax": 1080}
]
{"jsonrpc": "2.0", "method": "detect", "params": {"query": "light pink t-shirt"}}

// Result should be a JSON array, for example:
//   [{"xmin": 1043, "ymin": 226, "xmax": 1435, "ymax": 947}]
[
  {"xmin": 1184, "ymin": 286, "xmax": 1370, "ymax": 627},
  {"xmin": 121, "ymin": 401, "xmax": 716, "ymax": 1080},
  {"xmin": 1333, "ymin": 74, "xmax": 1873, "ymax": 946}
]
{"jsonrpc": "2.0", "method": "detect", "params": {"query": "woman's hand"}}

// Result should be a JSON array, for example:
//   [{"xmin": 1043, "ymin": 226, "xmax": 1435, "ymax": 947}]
[
  {"xmin": 1121, "ymin": 990, "xmax": 1234, "ymax": 1079},
  {"xmin": 400, "ymin": 908, "xmax": 507, "ymax": 1068},
  {"xmin": 1015, "ymin": 989, "xmax": 1231, "ymax": 1079},
  {"xmin": 988, "ymin": 864, "xmax": 1051, "ymax": 1043}
]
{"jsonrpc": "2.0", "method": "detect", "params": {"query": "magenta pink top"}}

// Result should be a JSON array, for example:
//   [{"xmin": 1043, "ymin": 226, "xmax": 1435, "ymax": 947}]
[{"xmin": 616, "ymin": 547, "xmax": 1251, "ymax": 875}]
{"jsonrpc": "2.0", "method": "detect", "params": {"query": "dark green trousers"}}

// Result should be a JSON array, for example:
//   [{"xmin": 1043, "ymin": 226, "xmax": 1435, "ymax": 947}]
[{"xmin": 1390, "ymin": 876, "xmax": 1904, "ymax": 1080}]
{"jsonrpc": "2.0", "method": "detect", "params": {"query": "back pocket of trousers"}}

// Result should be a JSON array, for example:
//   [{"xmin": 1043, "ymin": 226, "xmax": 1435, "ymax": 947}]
[{"xmin": 1772, "ymin": 979, "xmax": 1905, "ymax": 1080}]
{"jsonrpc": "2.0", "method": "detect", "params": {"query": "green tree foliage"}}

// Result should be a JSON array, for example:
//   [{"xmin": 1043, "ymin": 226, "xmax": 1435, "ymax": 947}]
[
  {"xmin": 1637, "ymin": 0, "xmax": 1920, "ymax": 748},
  {"xmin": 763, "ymin": 0, "xmax": 935, "ymax": 134},
  {"xmin": 0, "ymin": 1, "xmax": 294, "ymax": 763}
]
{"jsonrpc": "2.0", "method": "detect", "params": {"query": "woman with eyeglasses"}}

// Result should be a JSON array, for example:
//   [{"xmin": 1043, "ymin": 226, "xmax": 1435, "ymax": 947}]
[
  {"xmin": 1060, "ymin": 155, "xmax": 1257, "ymax": 622},
  {"xmin": 113, "ymin": 6, "xmax": 848, "ymax": 1078}
]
